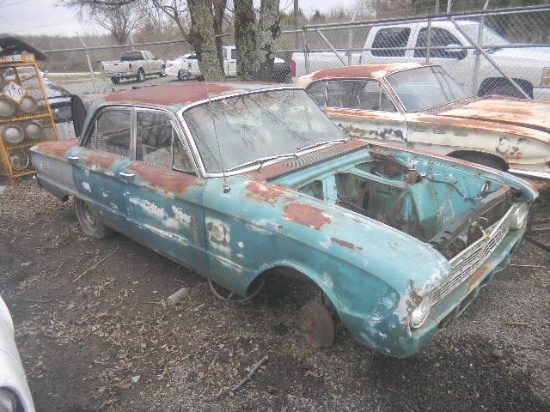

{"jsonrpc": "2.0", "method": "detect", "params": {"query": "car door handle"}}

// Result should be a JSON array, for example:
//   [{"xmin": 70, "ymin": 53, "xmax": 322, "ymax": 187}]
[
  {"xmin": 119, "ymin": 172, "xmax": 135, "ymax": 178},
  {"xmin": 68, "ymin": 156, "xmax": 80, "ymax": 161}
]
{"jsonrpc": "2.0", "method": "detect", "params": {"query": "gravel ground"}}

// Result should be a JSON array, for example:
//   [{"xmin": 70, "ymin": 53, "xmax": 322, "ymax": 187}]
[{"xmin": 0, "ymin": 75, "xmax": 548, "ymax": 411}]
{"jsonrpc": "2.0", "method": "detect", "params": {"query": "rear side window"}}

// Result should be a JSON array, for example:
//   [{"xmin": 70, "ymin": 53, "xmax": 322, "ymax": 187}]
[
  {"xmin": 86, "ymin": 109, "xmax": 132, "ymax": 157},
  {"xmin": 371, "ymin": 28, "xmax": 411, "ymax": 57}
]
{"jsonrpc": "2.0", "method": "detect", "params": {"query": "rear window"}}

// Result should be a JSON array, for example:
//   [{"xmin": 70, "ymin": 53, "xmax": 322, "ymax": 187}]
[
  {"xmin": 120, "ymin": 52, "xmax": 143, "ymax": 61},
  {"xmin": 371, "ymin": 28, "xmax": 411, "ymax": 57}
]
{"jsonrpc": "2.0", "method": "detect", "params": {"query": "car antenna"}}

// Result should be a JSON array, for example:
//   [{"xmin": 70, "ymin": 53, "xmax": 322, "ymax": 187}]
[{"xmin": 204, "ymin": 73, "xmax": 230, "ymax": 193}]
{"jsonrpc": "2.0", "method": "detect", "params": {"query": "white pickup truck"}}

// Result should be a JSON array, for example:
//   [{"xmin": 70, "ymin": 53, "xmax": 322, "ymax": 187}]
[
  {"xmin": 167, "ymin": 45, "xmax": 293, "ymax": 82},
  {"xmin": 292, "ymin": 20, "xmax": 550, "ymax": 100},
  {"xmin": 100, "ymin": 50, "xmax": 166, "ymax": 84}
]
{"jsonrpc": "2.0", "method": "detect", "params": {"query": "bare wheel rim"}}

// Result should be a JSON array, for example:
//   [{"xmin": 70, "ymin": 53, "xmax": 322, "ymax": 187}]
[{"xmin": 299, "ymin": 301, "xmax": 335, "ymax": 348}]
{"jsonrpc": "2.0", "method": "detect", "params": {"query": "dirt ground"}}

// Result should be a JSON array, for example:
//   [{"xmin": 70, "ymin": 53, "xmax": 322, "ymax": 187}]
[{"xmin": 0, "ymin": 177, "xmax": 548, "ymax": 412}]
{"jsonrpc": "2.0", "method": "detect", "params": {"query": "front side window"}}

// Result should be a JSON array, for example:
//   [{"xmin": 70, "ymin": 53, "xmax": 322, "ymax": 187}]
[
  {"xmin": 136, "ymin": 110, "xmax": 174, "ymax": 169},
  {"xmin": 414, "ymin": 28, "xmax": 464, "ymax": 58},
  {"xmin": 86, "ymin": 108, "xmax": 132, "ymax": 157}
]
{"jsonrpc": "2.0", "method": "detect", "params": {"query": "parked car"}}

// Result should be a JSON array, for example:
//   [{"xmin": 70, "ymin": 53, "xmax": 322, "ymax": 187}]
[
  {"xmin": 0, "ymin": 295, "xmax": 35, "ymax": 412},
  {"xmin": 30, "ymin": 82, "xmax": 536, "ymax": 357},
  {"xmin": 100, "ymin": 50, "xmax": 166, "ymax": 84},
  {"xmin": 295, "ymin": 63, "xmax": 550, "ymax": 191},
  {"xmin": 292, "ymin": 19, "xmax": 550, "ymax": 99},
  {"xmin": 166, "ymin": 46, "xmax": 293, "ymax": 83}
]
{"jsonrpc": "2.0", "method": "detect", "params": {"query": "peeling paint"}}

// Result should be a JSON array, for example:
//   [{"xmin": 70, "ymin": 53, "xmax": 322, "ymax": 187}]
[{"xmin": 283, "ymin": 203, "xmax": 331, "ymax": 230}]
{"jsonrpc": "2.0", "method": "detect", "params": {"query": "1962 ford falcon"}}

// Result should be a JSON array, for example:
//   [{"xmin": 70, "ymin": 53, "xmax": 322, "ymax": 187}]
[
  {"xmin": 30, "ymin": 83, "xmax": 537, "ymax": 357},
  {"xmin": 295, "ymin": 63, "xmax": 550, "ymax": 192}
]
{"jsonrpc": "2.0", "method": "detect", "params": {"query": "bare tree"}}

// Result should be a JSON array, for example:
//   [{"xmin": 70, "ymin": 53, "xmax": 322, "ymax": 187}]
[{"xmin": 60, "ymin": 0, "xmax": 145, "ymax": 44}]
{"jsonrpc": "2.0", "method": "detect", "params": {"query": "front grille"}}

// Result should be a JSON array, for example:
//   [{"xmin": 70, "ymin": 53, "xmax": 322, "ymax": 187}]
[{"xmin": 430, "ymin": 204, "xmax": 516, "ymax": 304}]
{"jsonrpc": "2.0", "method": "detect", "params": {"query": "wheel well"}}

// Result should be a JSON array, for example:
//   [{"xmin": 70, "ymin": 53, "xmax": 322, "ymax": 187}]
[
  {"xmin": 478, "ymin": 77, "xmax": 533, "ymax": 99},
  {"xmin": 448, "ymin": 150, "xmax": 509, "ymax": 171},
  {"xmin": 246, "ymin": 266, "xmax": 330, "ymax": 304}
]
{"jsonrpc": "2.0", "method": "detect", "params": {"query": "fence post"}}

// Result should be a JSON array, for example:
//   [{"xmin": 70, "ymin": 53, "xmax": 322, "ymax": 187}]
[{"xmin": 77, "ymin": 35, "xmax": 97, "ymax": 94}]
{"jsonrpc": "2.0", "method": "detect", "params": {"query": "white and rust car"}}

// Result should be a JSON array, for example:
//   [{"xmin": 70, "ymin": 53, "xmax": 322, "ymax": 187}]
[
  {"xmin": 0, "ymin": 296, "xmax": 35, "ymax": 412},
  {"xmin": 295, "ymin": 63, "xmax": 550, "ymax": 191}
]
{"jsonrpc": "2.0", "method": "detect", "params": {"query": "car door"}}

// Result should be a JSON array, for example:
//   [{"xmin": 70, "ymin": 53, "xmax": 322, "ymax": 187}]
[
  {"xmin": 70, "ymin": 107, "xmax": 134, "ymax": 234},
  {"xmin": 224, "ymin": 47, "xmax": 237, "ymax": 77},
  {"xmin": 306, "ymin": 79, "xmax": 408, "ymax": 145},
  {"xmin": 118, "ymin": 108, "xmax": 209, "ymax": 275}
]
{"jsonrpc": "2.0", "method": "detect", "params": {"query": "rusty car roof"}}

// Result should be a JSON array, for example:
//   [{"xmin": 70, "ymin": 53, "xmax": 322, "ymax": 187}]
[
  {"xmin": 102, "ymin": 82, "xmax": 282, "ymax": 110},
  {"xmin": 294, "ymin": 63, "xmax": 429, "ymax": 86}
]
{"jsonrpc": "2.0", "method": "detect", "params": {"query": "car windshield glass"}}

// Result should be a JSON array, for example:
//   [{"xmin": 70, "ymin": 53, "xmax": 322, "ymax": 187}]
[
  {"xmin": 460, "ymin": 23, "xmax": 510, "ymax": 47},
  {"xmin": 386, "ymin": 66, "xmax": 469, "ymax": 112},
  {"xmin": 182, "ymin": 89, "xmax": 348, "ymax": 173}
]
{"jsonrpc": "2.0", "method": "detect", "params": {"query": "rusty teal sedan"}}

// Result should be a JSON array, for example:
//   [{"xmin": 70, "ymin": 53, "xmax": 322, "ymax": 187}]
[{"xmin": 30, "ymin": 83, "xmax": 537, "ymax": 357}]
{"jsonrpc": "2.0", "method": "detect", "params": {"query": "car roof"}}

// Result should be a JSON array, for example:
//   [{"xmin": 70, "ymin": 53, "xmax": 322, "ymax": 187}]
[
  {"xmin": 102, "ymin": 82, "xmax": 282, "ymax": 110},
  {"xmin": 294, "ymin": 63, "xmax": 432, "ymax": 86}
]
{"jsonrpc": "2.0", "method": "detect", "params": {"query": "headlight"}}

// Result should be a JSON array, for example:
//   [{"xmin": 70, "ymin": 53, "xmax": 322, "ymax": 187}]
[
  {"xmin": 410, "ymin": 295, "xmax": 432, "ymax": 329},
  {"xmin": 509, "ymin": 202, "xmax": 529, "ymax": 230}
]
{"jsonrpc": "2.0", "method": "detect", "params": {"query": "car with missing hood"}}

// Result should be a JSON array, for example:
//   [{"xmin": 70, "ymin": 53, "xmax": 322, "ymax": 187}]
[
  {"xmin": 30, "ymin": 82, "xmax": 537, "ymax": 357},
  {"xmin": 0, "ymin": 296, "xmax": 35, "ymax": 412},
  {"xmin": 295, "ymin": 63, "xmax": 550, "ymax": 192}
]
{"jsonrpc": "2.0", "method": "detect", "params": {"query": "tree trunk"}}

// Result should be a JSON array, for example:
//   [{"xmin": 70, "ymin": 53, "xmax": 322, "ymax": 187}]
[
  {"xmin": 257, "ymin": 0, "xmax": 281, "ymax": 82},
  {"xmin": 234, "ymin": 0, "xmax": 258, "ymax": 81},
  {"xmin": 188, "ymin": 0, "xmax": 225, "ymax": 81}
]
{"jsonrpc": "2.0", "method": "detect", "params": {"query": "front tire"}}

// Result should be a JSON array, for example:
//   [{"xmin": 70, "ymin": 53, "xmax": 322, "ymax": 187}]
[
  {"xmin": 159, "ymin": 65, "xmax": 166, "ymax": 77},
  {"xmin": 299, "ymin": 301, "xmax": 335, "ymax": 348},
  {"xmin": 136, "ymin": 68, "xmax": 145, "ymax": 82},
  {"xmin": 74, "ymin": 198, "xmax": 113, "ymax": 239},
  {"xmin": 111, "ymin": 77, "xmax": 120, "ymax": 85}
]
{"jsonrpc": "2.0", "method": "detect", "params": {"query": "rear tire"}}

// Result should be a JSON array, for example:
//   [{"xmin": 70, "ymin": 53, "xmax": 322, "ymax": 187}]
[
  {"xmin": 74, "ymin": 198, "xmax": 113, "ymax": 239},
  {"xmin": 111, "ymin": 77, "xmax": 120, "ymax": 85},
  {"xmin": 159, "ymin": 65, "xmax": 166, "ymax": 77}
]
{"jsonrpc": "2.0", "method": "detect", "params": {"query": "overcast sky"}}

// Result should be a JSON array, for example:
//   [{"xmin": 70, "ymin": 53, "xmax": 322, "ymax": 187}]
[{"xmin": 1, "ymin": 0, "xmax": 358, "ymax": 37}]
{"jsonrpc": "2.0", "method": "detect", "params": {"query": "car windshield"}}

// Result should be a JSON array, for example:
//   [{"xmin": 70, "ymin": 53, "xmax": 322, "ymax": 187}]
[
  {"xmin": 386, "ymin": 66, "xmax": 469, "ymax": 112},
  {"xmin": 460, "ymin": 23, "xmax": 510, "ymax": 47},
  {"xmin": 182, "ymin": 89, "xmax": 348, "ymax": 173}
]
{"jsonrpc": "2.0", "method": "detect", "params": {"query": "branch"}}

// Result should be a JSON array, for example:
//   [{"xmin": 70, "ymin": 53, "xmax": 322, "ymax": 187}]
[
  {"xmin": 72, "ymin": 246, "xmax": 119, "ymax": 283},
  {"xmin": 209, "ymin": 355, "xmax": 268, "ymax": 401}
]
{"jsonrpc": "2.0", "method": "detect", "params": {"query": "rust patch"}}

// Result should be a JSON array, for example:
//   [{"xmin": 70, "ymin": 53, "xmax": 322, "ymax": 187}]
[
  {"xmin": 34, "ymin": 139, "xmax": 78, "ymax": 157},
  {"xmin": 283, "ymin": 203, "xmax": 330, "ymax": 230},
  {"xmin": 103, "ymin": 82, "xmax": 274, "ymax": 107},
  {"xmin": 81, "ymin": 152, "xmax": 120, "ymax": 169},
  {"xmin": 245, "ymin": 181, "xmax": 295, "ymax": 205},
  {"xmin": 467, "ymin": 264, "xmax": 491, "ymax": 291},
  {"xmin": 302, "ymin": 63, "xmax": 425, "ymax": 82},
  {"xmin": 127, "ymin": 162, "xmax": 205, "ymax": 193},
  {"xmin": 331, "ymin": 237, "xmax": 362, "ymax": 251}
]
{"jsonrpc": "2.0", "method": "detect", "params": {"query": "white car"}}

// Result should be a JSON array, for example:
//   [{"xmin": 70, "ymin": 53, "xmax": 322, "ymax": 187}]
[
  {"xmin": 0, "ymin": 296, "xmax": 35, "ymax": 412},
  {"xmin": 165, "ymin": 53, "xmax": 200, "ymax": 81}
]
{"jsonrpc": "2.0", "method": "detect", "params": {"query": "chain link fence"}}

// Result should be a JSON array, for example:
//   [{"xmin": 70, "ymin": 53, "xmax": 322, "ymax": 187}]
[{"xmin": 279, "ymin": 5, "xmax": 550, "ymax": 99}]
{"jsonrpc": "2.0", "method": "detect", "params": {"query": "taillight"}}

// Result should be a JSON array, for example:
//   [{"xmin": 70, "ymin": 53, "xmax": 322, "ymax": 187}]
[
  {"xmin": 129, "ymin": 63, "xmax": 133, "ymax": 70},
  {"xmin": 291, "ymin": 60, "xmax": 296, "ymax": 77}
]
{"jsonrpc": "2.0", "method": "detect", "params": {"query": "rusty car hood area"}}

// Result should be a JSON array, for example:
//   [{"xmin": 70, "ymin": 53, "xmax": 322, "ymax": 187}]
[{"xmin": 426, "ymin": 97, "xmax": 550, "ymax": 138}]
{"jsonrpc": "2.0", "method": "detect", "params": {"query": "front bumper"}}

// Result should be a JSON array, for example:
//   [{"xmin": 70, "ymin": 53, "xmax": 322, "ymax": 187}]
[{"xmin": 340, "ymin": 209, "xmax": 528, "ymax": 358}]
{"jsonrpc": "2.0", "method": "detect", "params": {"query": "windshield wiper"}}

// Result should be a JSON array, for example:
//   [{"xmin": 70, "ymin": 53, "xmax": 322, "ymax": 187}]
[
  {"xmin": 226, "ymin": 153, "xmax": 298, "ymax": 172},
  {"xmin": 296, "ymin": 138, "xmax": 349, "ymax": 153}
]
